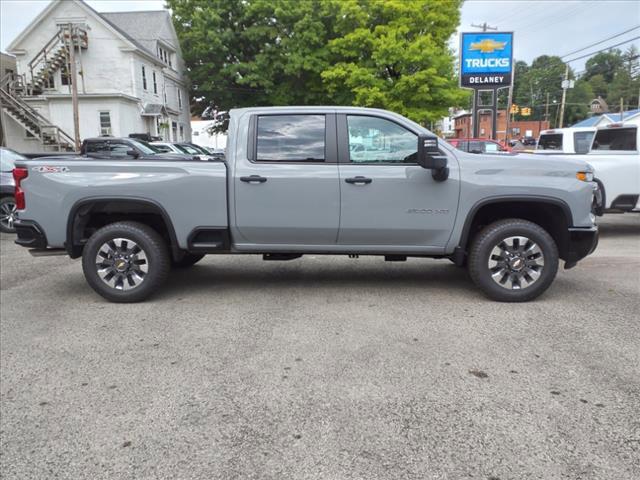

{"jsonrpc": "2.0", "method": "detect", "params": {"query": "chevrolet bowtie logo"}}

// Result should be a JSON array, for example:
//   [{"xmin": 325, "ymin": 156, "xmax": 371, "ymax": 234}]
[{"xmin": 469, "ymin": 39, "xmax": 507, "ymax": 53}]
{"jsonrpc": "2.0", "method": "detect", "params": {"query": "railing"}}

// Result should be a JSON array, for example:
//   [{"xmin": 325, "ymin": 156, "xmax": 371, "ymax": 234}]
[
  {"xmin": 27, "ymin": 25, "xmax": 88, "ymax": 90},
  {"xmin": 0, "ymin": 86, "xmax": 76, "ymax": 149}
]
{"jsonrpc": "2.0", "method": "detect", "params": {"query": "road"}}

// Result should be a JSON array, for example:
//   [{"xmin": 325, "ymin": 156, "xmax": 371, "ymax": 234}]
[{"xmin": 1, "ymin": 215, "xmax": 639, "ymax": 480}]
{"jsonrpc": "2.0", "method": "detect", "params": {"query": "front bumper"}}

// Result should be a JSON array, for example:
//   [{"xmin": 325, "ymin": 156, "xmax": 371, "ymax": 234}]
[
  {"xmin": 14, "ymin": 220, "xmax": 48, "ymax": 250},
  {"xmin": 564, "ymin": 226, "xmax": 598, "ymax": 269}
]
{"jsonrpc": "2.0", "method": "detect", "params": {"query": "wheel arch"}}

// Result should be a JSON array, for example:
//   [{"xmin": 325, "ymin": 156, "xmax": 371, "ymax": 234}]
[
  {"xmin": 66, "ymin": 197, "xmax": 181, "ymax": 260},
  {"xmin": 457, "ymin": 196, "xmax": 573, "ymax": 263}
]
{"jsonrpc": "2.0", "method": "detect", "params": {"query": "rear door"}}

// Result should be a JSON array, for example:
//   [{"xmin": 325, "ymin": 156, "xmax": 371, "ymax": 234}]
[
  {"xmin": 234, "ymin": 113, "xmax": 340, "ymax": 245},
  {"xmin": 336, "ymin": 114, "xmax": 459, "ymax": 249}
]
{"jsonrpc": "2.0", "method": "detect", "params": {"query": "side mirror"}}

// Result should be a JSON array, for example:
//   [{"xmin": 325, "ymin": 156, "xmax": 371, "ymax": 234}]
[
  {"xmin": 417, "ymin": 134, "xmax": 449, "ymax": 181},
  {"xmin": 126, "ymin": 149, "xmax": 140, "ymax": 159}
]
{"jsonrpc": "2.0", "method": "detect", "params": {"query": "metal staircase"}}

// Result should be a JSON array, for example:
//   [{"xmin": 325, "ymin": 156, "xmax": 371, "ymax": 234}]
[{"xmin": 0, "ymin": 25, "xmax": 87, "ymax": 151}]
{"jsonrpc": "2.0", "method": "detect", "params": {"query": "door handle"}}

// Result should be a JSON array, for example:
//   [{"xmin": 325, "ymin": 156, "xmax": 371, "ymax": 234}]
[
  {"xmin": 240, "ymin": 175, "xmax": 267, "ymax": 184},
  {"xmin": 345, "ymin": 176, "xmax": 372, "ymax": 185}
]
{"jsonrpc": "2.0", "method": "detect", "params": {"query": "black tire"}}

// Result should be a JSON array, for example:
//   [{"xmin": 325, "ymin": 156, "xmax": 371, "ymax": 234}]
[
  {"xmin": 0, "ymin": 196, "xmax": 17, "ymax": 234},
  {"xmin": 172, "ymin": 252, "xmax": 205, "ymax": 268},
  {"xmin": 81, "ymin": 221, "xmax": 170, "ymax": 303},
  {"xmin": 468, "ymin": 219, "xmax": 559, "ymax": 302}
]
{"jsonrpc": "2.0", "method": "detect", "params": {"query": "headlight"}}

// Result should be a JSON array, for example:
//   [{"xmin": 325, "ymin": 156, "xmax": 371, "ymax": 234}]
[{"xmin": 576, "ymin": 171, "xmax": 594, "ymax": 182}]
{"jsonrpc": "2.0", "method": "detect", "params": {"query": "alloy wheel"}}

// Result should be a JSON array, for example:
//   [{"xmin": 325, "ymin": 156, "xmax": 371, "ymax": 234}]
[
  {"xmin": 95, "ymin": 237, "xmax": 149, "ymax": 290},
  {"xmin": 0, "ymin": 200, "xmax": 17, "ymax": 231},
  {"xmin": 488, "ymin": 236, "xmax": 545, "ymax": 290}
]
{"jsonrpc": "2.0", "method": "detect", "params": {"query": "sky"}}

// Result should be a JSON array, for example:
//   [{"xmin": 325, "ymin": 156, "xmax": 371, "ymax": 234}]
[{"xmin": 1, "ymin": 0, "xmax": 639, "ymax": 74}]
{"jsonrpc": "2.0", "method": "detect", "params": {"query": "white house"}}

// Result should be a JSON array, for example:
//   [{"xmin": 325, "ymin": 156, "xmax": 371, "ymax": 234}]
[{"xmin": 0, "ymin": 0, "xmax": 191, "ymax": 152}]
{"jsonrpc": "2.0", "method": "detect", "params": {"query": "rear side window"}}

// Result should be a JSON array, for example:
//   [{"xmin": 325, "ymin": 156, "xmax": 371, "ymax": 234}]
[
  {"xmin": 85, "ymin": 141, "xmax": 109, "ymax": 154},
  {"xmin": 592, "ymin": 128, "xmax": 637, "ymax": 151},
  {"xmin": 537, "ymin": 134, "xmax": 563, "ymax": 150},
  {"xmin": 256, "ymin": 115, "xmax": 325, "ymax": 162},
  {"xmin": 573, "ymin": 131, "xmax": 595, "ymax": 153}
]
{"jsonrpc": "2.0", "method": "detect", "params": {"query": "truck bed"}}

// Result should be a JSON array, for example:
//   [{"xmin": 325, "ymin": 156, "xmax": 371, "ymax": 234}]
[{"xmin": 14, "ymin": 157, "xmax": 228, "ymax": 249}]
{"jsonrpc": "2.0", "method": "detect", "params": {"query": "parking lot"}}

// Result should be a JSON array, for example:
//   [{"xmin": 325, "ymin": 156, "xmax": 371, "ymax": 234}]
[{"xmin": 1, "ymin": 214, "xmax": 639, "ymax": 479}]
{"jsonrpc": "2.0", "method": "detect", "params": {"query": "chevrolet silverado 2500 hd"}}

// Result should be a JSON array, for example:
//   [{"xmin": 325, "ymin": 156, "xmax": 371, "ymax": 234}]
[{"xmin": 13, "ymin": 107, "xmax": 598, "ymax": 303}]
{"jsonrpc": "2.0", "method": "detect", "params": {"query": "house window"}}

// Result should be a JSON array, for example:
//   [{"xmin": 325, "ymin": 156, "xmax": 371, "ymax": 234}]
[
  {"xmin": 99, "ymin": 111, "xmax": 112, "ymax": 136},
  {"xmin": 178, "ymin": 89, "xmax": 182, "ymax": 109},
  {"xmin": 152, "ymin": 71, "xmax": 157, "ymax": 94},
  {"xmin": 61, "ymin": 63, "xmax": 71, "ymax": 86},
  {"xmin": 172, "ymin": 121, "xmax": 177, "ymax": 141},
  {"xmin": 142, "ymin": 65, "xmax": 147, "ymax": 90},
  {"xmin": 43, "ymin": 74, "xmax": 54, "ymax": 89},
  {"xmin": 157, "ymin": 45, "xmax": 174, "ymax": 68},
  {"xmin": 179, "ymin": 124, "xmax": 184, "ymax": 141}
]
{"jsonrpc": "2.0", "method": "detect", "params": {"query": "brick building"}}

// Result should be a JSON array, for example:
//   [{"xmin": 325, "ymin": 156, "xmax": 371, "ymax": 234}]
[{"xmin": 454, "ymin": 110, "xmax": 549, "ymax": 140}]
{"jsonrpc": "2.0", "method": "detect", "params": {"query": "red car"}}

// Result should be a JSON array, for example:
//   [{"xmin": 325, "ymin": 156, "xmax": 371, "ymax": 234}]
[{"xmin": 447, "ymin": 138, "xmax": 511, "ymax": 154}]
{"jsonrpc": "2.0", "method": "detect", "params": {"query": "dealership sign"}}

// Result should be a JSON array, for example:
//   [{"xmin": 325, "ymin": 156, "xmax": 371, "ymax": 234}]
[{"xmin": 460, "ymin": 32, "xmax": 514, "ymax": 88}]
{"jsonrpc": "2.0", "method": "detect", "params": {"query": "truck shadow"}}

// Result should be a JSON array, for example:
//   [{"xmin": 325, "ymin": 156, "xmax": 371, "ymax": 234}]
[
  {"xmin": 597, "ymin": 216, "xmax": 640, "ymax": 237},
  {"xmin": 159, "ymin": 260, "xmax": 475, "ymax": 298}
]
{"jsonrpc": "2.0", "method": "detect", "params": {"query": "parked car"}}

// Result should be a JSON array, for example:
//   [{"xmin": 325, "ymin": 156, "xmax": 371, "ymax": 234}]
[
  {"xmin": 538, "ymin": 123, "xmax": 639, "ymax": 215},
  {"xmin": 203, "ymin": 147, "xmax": 226, "ymax": 160},
  {"xmin": 521, "ymin": 136, "xmax": 537, "ymax": 146},
  {"xmin": 535, "ymin": 128, "xmax": 596, "ymax": 154},
  {"xmin": 0, "ymin": 147, "xmax": 25, "ymax": 233},
  {"xmin": 151, "ymin": 141, "xmax": 215, "ymax": 160},
  {"xmin": 80, "ymin": 137, "xmax": 200, "ymax": 161},
  {"xmin": 13, "ymin": 106, "xmax": 598, "ymax": 303},
  {"xmin": 447, "ymin": 138, "xmax": 511, "ymax": 154}
]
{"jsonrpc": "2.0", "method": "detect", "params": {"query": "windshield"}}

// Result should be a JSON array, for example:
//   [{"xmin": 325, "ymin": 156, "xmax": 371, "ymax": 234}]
[
  {"xmin": 127, "ymin": 139, "xmax": 157, "ymax": 155},
  {"xmin": 174, "ymin": 144, "xmax": 201, "ymax": 155},
  {"xmin": 0, "ymin": 149, "xmax": 26, "ymax": 172},
  {"xmin": 138, "ymin": 140, "xmax": 164, "ymax": 153},
  {"xmin": 537, "ymin": 134, "xmax": 563, "ymax": 150},
  {"xmin": 185, "ymin": 143, "xmax": 210, "ymax": 155},
  {"xmin": 592, "ymin": 127, "xmax": 637, "ymax": 151}
]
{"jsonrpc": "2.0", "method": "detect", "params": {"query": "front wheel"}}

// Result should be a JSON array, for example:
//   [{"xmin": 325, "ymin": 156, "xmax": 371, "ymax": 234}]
[
  {"xmin": 82, "ymin": 221, "xmax": 170, "ymax": 303},
  {"xmin": 468, "ymin": 219, "xmax": 559, "ymax": 302}
]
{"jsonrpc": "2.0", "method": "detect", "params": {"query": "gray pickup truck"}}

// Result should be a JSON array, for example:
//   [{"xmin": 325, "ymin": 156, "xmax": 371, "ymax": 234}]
[{"xmin": 12, "ymin": 107, "xmax": 598, "ymax": 303}]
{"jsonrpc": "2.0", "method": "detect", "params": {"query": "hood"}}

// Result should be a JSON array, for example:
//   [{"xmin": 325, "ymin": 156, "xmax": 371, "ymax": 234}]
[{"xmin": 461, "ymin": 151, "xmax": 594, "ymax": 174}]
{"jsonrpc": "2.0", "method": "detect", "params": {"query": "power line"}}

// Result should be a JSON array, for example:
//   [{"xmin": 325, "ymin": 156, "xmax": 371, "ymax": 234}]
[
  {"xmin": 561, "ymin": 26, "xmax": 640, "ymax": 58},
  {"xmin": 564, "ymin": 36, "xmax": 640, "ymax": 63}
]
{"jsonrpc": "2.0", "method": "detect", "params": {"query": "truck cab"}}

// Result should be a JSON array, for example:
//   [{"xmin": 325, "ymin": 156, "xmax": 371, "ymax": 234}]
[{"xmin": 535, "ymin": 127, "xmax": 596, "ymax": 154}]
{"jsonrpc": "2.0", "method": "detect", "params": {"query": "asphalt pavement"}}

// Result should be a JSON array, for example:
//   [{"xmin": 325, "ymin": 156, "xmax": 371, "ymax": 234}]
[{"xmin": 1, "ymin": 214, "xmax": 639, "ymax": 479}]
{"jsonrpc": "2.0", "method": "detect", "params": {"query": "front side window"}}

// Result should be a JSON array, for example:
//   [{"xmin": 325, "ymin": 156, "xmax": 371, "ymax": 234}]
[
  {"xmin": 347, "ymin": 115, "xmax": 416, "ymax": 163},
  {"xmin": 110, "ymin": 143, "xmax": 132, "ymax": 157},
  {"xmin": 256, "ymin": 114, "xmax": 325, "ymax": 162}
]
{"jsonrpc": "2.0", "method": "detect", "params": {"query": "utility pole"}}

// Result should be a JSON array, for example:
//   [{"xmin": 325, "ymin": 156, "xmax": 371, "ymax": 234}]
[
  {"xmin": 544, "ymin": 92, "xmax": 550, "ymax": 126},
  {"xmin": 471, "ymin": 22, "xmax": 498, "ymax": 32},
  {"xmin": 620, "ymin": 97, "xmax": 624, "ymax": 121},
  {"xmin": 505, "ymin": 85, "xmax": 513, "ymax": 144},
  {"xmin": 558, "ymin": 64, "xmax": 569, "ymax": 128},
  {"xmin": 68, "ymin": 24, "xmax": 81, "ymax": 151}
]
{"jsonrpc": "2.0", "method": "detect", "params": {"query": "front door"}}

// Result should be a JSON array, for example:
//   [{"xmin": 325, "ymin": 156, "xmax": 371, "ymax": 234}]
[
  {"xmin": 337, "ymin": 114, "xmax": 459, "ymax": 249},
  {"xmin": 234, "ymin": 113, "xmax": 340, "ymax": 246}
]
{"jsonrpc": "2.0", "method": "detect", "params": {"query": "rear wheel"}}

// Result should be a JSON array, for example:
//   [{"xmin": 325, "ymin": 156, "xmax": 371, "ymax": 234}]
[
  {"xmin": 468, "ymin": 219, "xmax": 559, "ymax": 302},
  {"xmin": 0, "ymin": 196, "xmax": 17, "ymax": 233},
  {"xmin": 82, "ymin": 221, "xmax": 170, "ymax": 303}
]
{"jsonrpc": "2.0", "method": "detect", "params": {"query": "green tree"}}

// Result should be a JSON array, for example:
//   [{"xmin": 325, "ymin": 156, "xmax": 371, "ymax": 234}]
[
  {"xmin": 321, "ymin": 0, "xmax": 466, "ymax": 124},
  {"xmin": 583, "ymin": 49, "xmax": 624, "ymax": 83},
  {"xmin": 168, "ymin": 0, "xmax": 467, "ymax": 127},
  {"xmin": 512, "ymin": 55, "xmax": 568, "ymax": 122}
]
